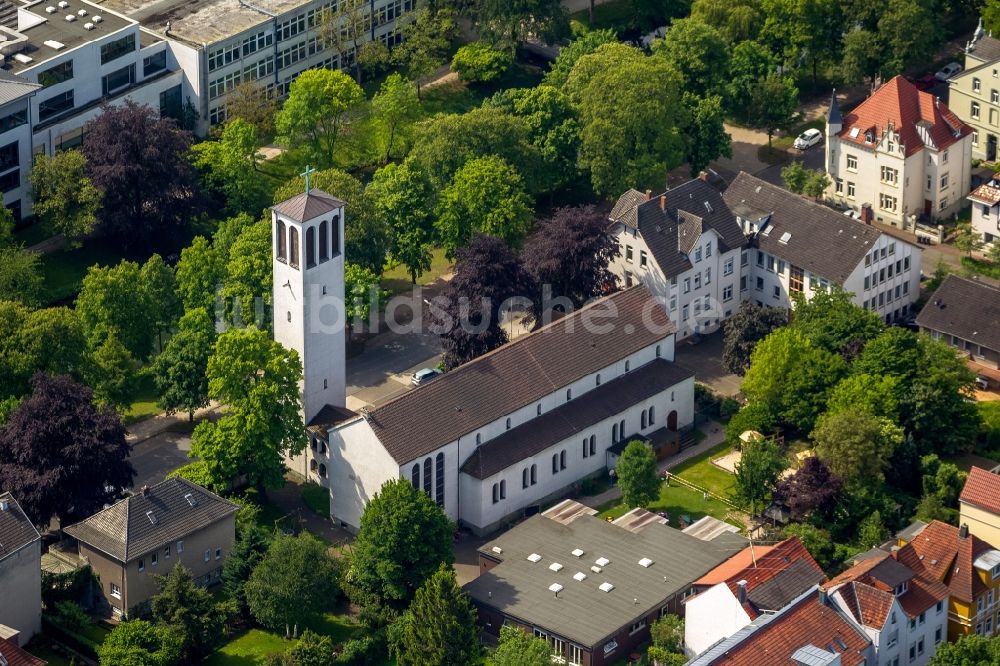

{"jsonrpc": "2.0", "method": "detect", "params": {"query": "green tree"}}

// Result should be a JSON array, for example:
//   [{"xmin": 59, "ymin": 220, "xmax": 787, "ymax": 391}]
[
  {"xmin": 683, "ymin": 93, "xmax": 732, "ymax": 176},
  {"xmin": 87, "ymin": 333, "xmax": 138, "ymax": 412},
  {"xmin": 222, "ymin": 518, "xmax": 269, "ymax": 619},
  {"xmin": 190, "ymin": 326, "xmax": 305, "ymax": 490},
  {"xmin": 176, "ymin": 236, "xmax": 224, "ymax": 315},
  {"xmin": 17, "ymin": 306, "xmax": 88, "ymax": 387},
  {"xmin": 98, "ymin": 619, "xmax": 182, "ymax": 666},
  {"xmin": 214, "ymin": 213, "xmax": 257, "ymax": 265},
  {"xmin": 285, "ymin": 630, "xmax": 334, "ymax": 666},
  {"xmin": 653, "ymin": 18, "xmax": 729, "ymax": 98},
  {"xmin": 732, "ymin": 437, "xmax": 785, "ymax": 516},
  {"xmin": 760, "ymin": 0, "xmax": 841, "ymax": 85},
  {"xmin": 826, "ymin": 374, "xmax": 899, "ymax": 420},
  {"xmin": 470, "ymin": 0, "xmax": 568, "ymax": 54},
  {"xmin": 368, "ymin": 162, "xmax": 435, "ymax": 283},
  {"xmin": 435, "ymin": 155, "xmax": 533, "ymax": 257},
  {"xmin": 988, "ymin": 238, "xmax": 1000, "ymax": 264},
  {"xmin": 151, "ymin": 564, "xmax": 225, "ymax": 662},
  {"xmin": 954, "ymin": 221, "xmax": 985, "ymax": 256},
  {"xmin": 245, "ymin": 533, "xmax": 340, "ymax": 637},
  {"xmin": 392, "ymin": 8, "xmax": 457, "ymax": 97},
  {"xmin": 648, "ymin": 613, "xmax": 685, "ymax": 664},
  {"xmin": 726, "ymin": 41, "xmax": 774, "ymax": 121},
  {"xmin": 858, "ymin": 509, "xmax": 887, "ymax": 549},
  {"xmin": 790, "ymin": 288, "xmax": 884, "ymax": 358},
  {"xmin": 544, "ymin": 29, "xmax": 617, "ymax": 89},
  {"xmin": 318, "ymin": 0, "xmax": 371, "ymax": 83},
  {"xmin": 802, "ymin": 169, "xmax": 831, "ymax": 199},
  {"xmin": 153, "ymin": 307, "xmax": 215, "ymax": 420},
  {"xmin": 275, "ymin": 69, "xmax": 365, "ymax": 168},
  {"xmin": 564, "ymin": 43, "xmax": 686, "ymax": 196},
  {"xmin": 485, "ymin": 85, "xmax": 581, "ymax": 192},
  {"xmin": 76, "ymin": 260, "xmax": 156, "ymax": 360},
  {"xmin": 616, "ymin": 440, "xmax": 660, "ymax": 508},
  {"xmin": 782, "ymin": 523, "xmax": 837, "ymax": 572},
  {"xmin": 407, "ymin": 106, "xmax": 543, "ymax": 194},
  {"xmin": 749, "ymin": 73, "xmax": 798, "ymax": 148},
  {"xmin": 878, "ymin": 0, "xmax": 941, "ymax": 75},
  {"xmin": 193, "ymin": 118, "xmax": 268, "ymax": 216},
  {"xmin": 346, "ymin": 478, "xmax": 454, "ymax": 610},
  {"xmin": 141, "ymin": 253, "xmax": 181, "ymax": 352},
  {"xmin": 371, "ymin": 73, "xmax": 421, "ymax": 163},
  {"xmin": 840, "ymin": 28, "xmax": 882, "ymax": 84},
  {"xmin": 781, "ymin": 161, "xmax": 809, "ymax": 194},
  {"xmin": 692, "ymin": 0, "xmax": 764, "ymax": 43},
  {"xmin": 0, "ymin": 246, "xmax": 43, "ymax": 307},
  {"xmin": 451, "ymin": 42, "xmax": 513, "ymax": 83},
  {"xmin": 225, "ymin": 80, "xmax": 277, "ymax": 137},
  {"xmin": 345, "ymin": 263, "xmax": 382, "ymax": 329},
  {"xmin": 929, "ymin": 633, "xmax": 1000, "ymax": 665},
  {"xmin": 0, "ymin": 205, "xmax": 12, "ymax": 247},
  {"xmin": 742, "ymin": 328, "xmax": 847, "ymax": 433},
  {"xmin": 390, "ymin": 565, "xmax": 480, "ymax": 666},
  {"xmin": 489, "ymin": 625, "xmax": 550, "ymax": 666},
  {"xmin": 920, "ymin": 454, "xmax": 966, "ymax": 507},
  {"xmin": 30, "ymin": 149, "xmax": 101, "ymax": 241},
  {"xmin": 813, "ymin": 409, "xmax": 904, "ymax": 485},
  {"xmin": 223, "ymin": 219, "xmax": 272, "ymax": 327}
]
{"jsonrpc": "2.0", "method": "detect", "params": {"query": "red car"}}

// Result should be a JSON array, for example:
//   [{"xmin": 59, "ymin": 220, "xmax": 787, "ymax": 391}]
[{"xmin": 910, "ymin": 74, "xmax": 937, "ymax": 91}]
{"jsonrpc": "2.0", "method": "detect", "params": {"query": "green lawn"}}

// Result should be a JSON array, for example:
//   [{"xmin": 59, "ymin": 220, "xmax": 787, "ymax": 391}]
[
  {"xmin": 25, "ymin": 636, "xmax": 76, "ymax": 666},
  {"xmin": 670, "ymin": 441, "xmax": 737, "ymax": 497},
  {"xmin": 381, "ymin": 247, "xmax": 452, "ymax": 296},
  {"xmin": 14, "ymin": 221, "xmax": 55, "ymax": 247},
  {"xmin": 597, "ymin": 480, "xmax": 739, "ymax": 530},
  {"xmin": 123, "ymin": 372, "xmax": 160, "ymax": 425},
  {"xmin": 205, "ymin": 614, "xmax": 360, "ymax": 666},
  {"xmin": 421, "ymin": 64, "xmax": 545, "ymax": 117},
  {"xmin": 301, "ymin": 482, "xmax": 330, "ymax": 518},
  {"xmin": 38, "ymin": 238, "xmax": 128, "ymax": 305}
]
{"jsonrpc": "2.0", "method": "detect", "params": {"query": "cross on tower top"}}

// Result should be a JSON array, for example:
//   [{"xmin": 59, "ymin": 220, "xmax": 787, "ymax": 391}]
[{"xmin": 301, "ymin": 164, "xmax": 316, "ymax": 193}]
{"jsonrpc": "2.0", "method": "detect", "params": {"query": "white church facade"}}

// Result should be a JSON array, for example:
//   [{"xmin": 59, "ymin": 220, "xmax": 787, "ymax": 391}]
[{"xmin": 269, "ymin": 186, "xmax": 696, "ymax": 534}]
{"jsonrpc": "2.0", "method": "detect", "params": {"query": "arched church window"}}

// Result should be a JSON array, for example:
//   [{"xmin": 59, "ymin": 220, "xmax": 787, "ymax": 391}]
[
  {"xmin": 523, "ymin": 468, "xmax": 529, "ymax": 488},
  {"xmin": 648, "ymin": 406, "xmax": 655, "ymax": 424},
  {"xmin": 423, "ymin": 457, "xmax": 432, "ymax": 495},
  {"xmin": 319, "ymin": 220, "xmax": 329, "ymax": 262},
  {"xmin": 641, "ymin": 410, "xmax": 647, "ymax": 429},
  {"xmin": 435, "ymin": 453, "xmax": 444, "ymax": 506},
  {"xmin": 560, "ymin": 450, "xmax": 566, "ymax": 470},
  {"xmin": 331, "ymin": 215, "xmax": 341, "ymax": 255},
  {"xmin": 289, "ymin": 227, "xmax": 300, "ymax": 268},
  {"xmin": 492, "ymin": 484, "xmax": 499, "ymax": 504},
  {"xmin": 530, "ymin": 464, "xmax": 536, "ymax": 485},
  {"xmin": 310, "ymin": 459, "xmax": 318, "ymax": 472},
  {"xmin": 411, "ymin": 464, "xmax": 419, "ymax": 488},
  {"xmin": 310, "ymin": 438, "xmax": 317, "ymax": 451},
  {"xmin": 276, "ymin": 220, "xmax": 287, "ymax": 260},
  {"xmin": 320, "ymin": 441, "xmax": 327, "ymax": 455},
  {"xmin": 589, "ymin": 435, "xmax": 596, "ymax": 456},
  {"xmin": 306, "ymin": 226, "xmax": 316, "ymax": 268},
  {"xmin": 318, "ymin": 463, "xmax": 326, "ymax": 478},
  {"xmin": 499, "ymin": 480, "xmax": 506, "ymax": 500}
]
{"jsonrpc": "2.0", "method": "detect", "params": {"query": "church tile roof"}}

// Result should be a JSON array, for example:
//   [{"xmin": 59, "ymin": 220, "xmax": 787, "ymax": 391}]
[
  {"xmin": 271, "ymin": 189, "xmax": 344, "ymax": 222},
  {"xmin": 960, "ymin": 466, "xmax": 1000, "ymax": 516},
  {"xmin": 723, "ymin": 172, "xmax": 884, "ymax": 284},
  {"xmin": 365, "ymin": 286, "xmax": 675, "ymax": 465},
  {"xmin": 460, "ymin": 358, "xmax": 693, "ymax": 479},
  {"xmin": 836, "ymin": 75, "xmax": 970, "ymax": 158},
  {"xmin": 63, "ymin": 477, "xmax": 238, "ymax": 563},
  {"xmin": 0, "ymin": 493, "xmax": 40, "ymax": 562}
]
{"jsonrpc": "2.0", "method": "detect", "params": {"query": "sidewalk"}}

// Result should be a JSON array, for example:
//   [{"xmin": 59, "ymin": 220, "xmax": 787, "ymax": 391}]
[
  {"xmin": 583, "ymin": 418, "xmax": 727, "ymax": 509},
  {"xmin": 126, "ymin": 401, "xmax": 222, "ymax": 444}
]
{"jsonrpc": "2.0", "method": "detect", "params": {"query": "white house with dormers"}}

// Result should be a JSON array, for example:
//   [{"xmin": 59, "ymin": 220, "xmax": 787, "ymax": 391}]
[
  {"xmin": 609, "ymin": 172, "xmax": 924, "ymax": 328},
  {"xmin": 269, "ymin": 186, "xmax": 696, "ymax": 535},
  {"xmin": 967, "ymin": 175, "xmax": 1000, "ymax": 247},
  {"xmin": 825, "ymin": 551, "xmax": 950, "ymax": 666},
  {"xmin": 825, "ymin": 76, "xmax": 973, "ymax": 228}
]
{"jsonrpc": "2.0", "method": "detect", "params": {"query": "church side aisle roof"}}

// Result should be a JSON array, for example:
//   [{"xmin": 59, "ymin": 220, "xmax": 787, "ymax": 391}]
[{"xmin": 365, "ymin": 286, "xmax": 674, "ymax": 465}]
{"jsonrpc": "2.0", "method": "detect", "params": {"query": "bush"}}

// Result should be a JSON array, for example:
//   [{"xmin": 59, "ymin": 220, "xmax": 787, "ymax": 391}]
[
  {"xmin": 451, "ymin": 42, "xmax": 513, "ymax": 83},
  {"xmin": 42, "ymin": 616, "xmax": 100, "ymax": 660},
  {"xmin": 51, "ymin": 601, "xmax": 91, "ymax": 632},
  {"xmin": 166, "ymin": 460, "xmax": 219, "ymax": 490},
  {"xmin": 980, "ymin": 402, "xmax": 1000, "ymax": 452},
  {"xmin": 41, "ymin": 567, "xmax": 96, "ymax": 608},
  {"xmin": 336, "ymin": 635, "xmax": 381, "ymax": 664},
  {"xmin": 962, "ymin": 256, "xmax": 1000, "ymax": 279},
  {"xmin": 719, "ymin": 397, "xmax": 740, "ymax": 418},
  {"xmin": 725, "ymin": 402, "xmax": 775, "ymax": 447}
]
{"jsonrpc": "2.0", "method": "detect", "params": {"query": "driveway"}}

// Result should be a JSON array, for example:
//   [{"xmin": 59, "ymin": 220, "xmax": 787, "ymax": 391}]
[{"xmin": 673, "ymin": 330, "xmax": 742, "ymax": 397}]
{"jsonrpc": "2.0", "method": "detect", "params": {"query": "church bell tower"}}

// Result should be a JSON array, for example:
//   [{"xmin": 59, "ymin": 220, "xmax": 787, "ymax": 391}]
[{"xmin": 271, "ymin": 167, "xmax": 347, "ymax": 428}]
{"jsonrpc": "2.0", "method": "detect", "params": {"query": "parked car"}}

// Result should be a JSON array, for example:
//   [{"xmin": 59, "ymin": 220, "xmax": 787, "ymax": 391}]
[
  {"xmin": 976, "ymin": 375, "xmax": 991, "ymax": 391},
  {"xmin": 843, "ymin": 209, "xmax": 859, "ymax": 219},
  {"xmin": 411, "ymin": 367, "xmax": 442, "ymax": 386},
  {"xmin": 793, "ymin": 128, "xmax": 823, "ymax": 150},
  {"xmin": 935, "ymin": 62, "xmax": 963, "ymax": 81},
  {"xmin": 910, "ymin": 74, "xmax": 938, "ymax": 91}
]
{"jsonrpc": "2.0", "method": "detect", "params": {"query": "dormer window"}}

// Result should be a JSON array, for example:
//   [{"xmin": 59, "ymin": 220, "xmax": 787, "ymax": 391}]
[{"xmin": 894, "ymin": 581, "xmax": 908, "ymax": 596}]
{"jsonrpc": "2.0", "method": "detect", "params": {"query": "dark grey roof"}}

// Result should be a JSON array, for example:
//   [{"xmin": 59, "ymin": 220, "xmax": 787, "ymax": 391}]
[
  {"xmin": 867, "ymin": 557, "xmax": 915, "ymax": 589},
  {"xmin": 307, "ymin": 404, "xmax": 356, "ymax": 428},
  {"xmin": 366, "ymin": 286, "xmax": 674, "ymax": 465},
  {"xmin": 609, "ymin": 188, "xmax": 647, "ymax": 229},
  {"xmin": 63, "ymin": 477, "xmax": 238, "ymax": 563},
  {"xmin": 461, "ymin": 359, "xmax": 693, "ymax": 479},
  {"xmin": 611, "ymin": 178, "xmax": 748, "ymax": 279},
  {"xmin": 967, "ymin": 35, "xmax": 1000, "ymax": 64},
  {"xmin": 464, "ymin": 512, "xmax": 732, "ymax": 648},
  {"xmin": 915, "ymin": 275, "xmax": 1000, "ymax": 353},
  {"xmin": 723, "ymin": 172, "xmax": 884, "ymax": 284},
  {"xmin": 0, "ymin": 493, "xmax": 40, "ymax": 561},
  {"xmin": 271, "ymin": 188, "xmax": 344, "ymax": 222},
  {"xmin": 747, "ymin": 559, "xmax": 827, "ymax": 612},
  {"xmin": 827, "ymin": 89, "xmax": 843, "ymax": 125}
]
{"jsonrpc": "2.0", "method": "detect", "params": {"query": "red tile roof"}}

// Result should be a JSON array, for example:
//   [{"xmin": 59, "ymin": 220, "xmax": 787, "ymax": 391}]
[
  {"xmin": 0, "ymin": 639, "xmax": 46, "ymax": 666},
  {"xmin": 695, "ymin": 545, "xmax": 776, "ymax": 586},
  {"xmin": 837, "ymin": 75, "xmax": 971, "ymax": 157},
  {"xmin": 700, "ymin": 592, "xmax": 871, "ymax": 666},
  {"xmin": 968, "ymin": 181, "xmax": 1000, "ymax": 206},
  {"xmin": 960, "ymin": 466, "xmax": 1000, "ymax": 516},
  {"xmin": 896, "ymin": 520, "xmax": 996, "ymax": 604},
  {"xmin": 827, "ymin": 551, "xmax": 949, "ymax": 626}
]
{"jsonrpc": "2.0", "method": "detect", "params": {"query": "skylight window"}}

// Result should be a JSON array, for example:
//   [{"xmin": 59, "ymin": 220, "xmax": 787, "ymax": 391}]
[
  {"xmin": 850, "ymin": 127, "xmax": 861, "ymax": 138},
  {"xmin": 146, "ymin": 510, "xmax": 157, "ymax": 525},
  {"xmin": 549, "ymin": 583, "xmax": 564, "ymax": 593},
  {"xmin": 184, "ymin": 492, "xmax": 197, "ymax": 507},
  {"xmin": 571, "ymin": 548, "xmax": 584, "ymax": 558},
  {"xmin": 573, "ymin": 572, "xmax": 587, "ymax": 582},
  {"xmin": 779, "ymin": 231, "xmax": 792, "ymax": 244},
  {"xmin": 595, "ymin": 556, "xmax": 610, "ymax": 567},
  {"xmin": 549, "ymin": 562, "xmax": 564, "ymax": 572},
  {"xmin": 599, "ymin": 582, "xmax": 615, "ymax": 593},
  {"xmin": 527, "ymin": 553, "xmax": 542, "ymax": 563},
  {"xmin": 638, "ymin": 557, "xmax": 654, "ymax": 568}
]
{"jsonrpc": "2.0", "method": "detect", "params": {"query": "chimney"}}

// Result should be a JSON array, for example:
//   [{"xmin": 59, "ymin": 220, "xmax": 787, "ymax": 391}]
[
  {"xmin": 698, "ymin": 170, "xmax": 709, "ymax": 182},
  {"xmin": 818, "ymin": 587, "xmax": 829, "ymax": 605},
  {"xmin": 860, "ymin": 203, "xmax": 874, "ymax": 224},
  {"xmin": 140, "ymin": 485, "xmax": 150, "ymax": 496},
  {"xmin": 960, "ymin": 524, "xmax": 969, "ymax": 539},
  {"xmin": 0, "ymin": 499, "xmax": 8, "ymax": 511},
  {"xmin": 736, "ymin": 580, "xmax": 747, "ymax": 604},
  {"xmin": 645, "ymin": 189, "xmax": 652, "ymax": 201},
  {"xmin": 659, "ymin": 194, "xmax": 667, "ymax": 211}
]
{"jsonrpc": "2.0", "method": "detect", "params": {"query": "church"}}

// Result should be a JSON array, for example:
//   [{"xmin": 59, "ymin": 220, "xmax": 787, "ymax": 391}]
[{"xmin": 270, "ymin": 185, "xmax": 698, "ymax": 535}]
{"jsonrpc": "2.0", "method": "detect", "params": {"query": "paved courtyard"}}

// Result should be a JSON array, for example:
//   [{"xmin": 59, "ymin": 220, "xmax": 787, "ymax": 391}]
[{"xmin": 673, "ymin": 331, "xmax": 742, "ymax": 397}]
